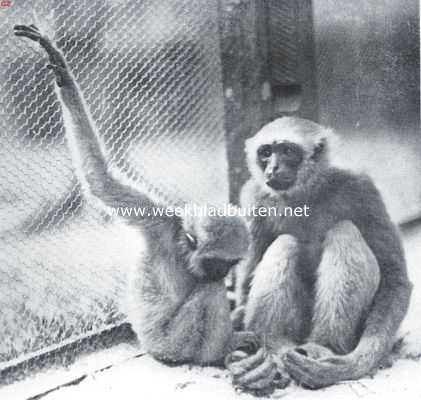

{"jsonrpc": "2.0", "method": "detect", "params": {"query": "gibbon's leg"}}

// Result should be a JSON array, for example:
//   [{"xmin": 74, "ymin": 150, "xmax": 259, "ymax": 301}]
[
  {"xmin": 140, "ymin": 282, "xmax": 233, "ymax": 364},
  {"xmin": 231, "ymin": 222, "xmax": 381, "ymax": 391},
  {"xmin": 308, "ymin": 220, "xmax": 381, "ymax": 355},
  {"xmin": 226, "ymin": 235, "xmax": 309, "ymax": 392},
  {"xmin": 244, "ymin": 234, "xmax": 311, "ymax": 351},
  {"xmin": 133, "ymin": 278, "xmax": 259, "ymax": 365}
]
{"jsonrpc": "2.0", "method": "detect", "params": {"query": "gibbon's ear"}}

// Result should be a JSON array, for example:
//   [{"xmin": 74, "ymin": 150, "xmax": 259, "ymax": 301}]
[{"xmin": 310, "ymin": 137, "xmax": 327, "ymax": 162}]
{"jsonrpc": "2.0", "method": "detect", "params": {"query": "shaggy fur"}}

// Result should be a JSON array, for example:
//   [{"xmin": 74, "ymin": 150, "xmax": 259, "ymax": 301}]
[
  {"xmin": 231, "ymin": 116, "xmax": 412, "ymax": 389},
  {"xmin": 15, "ymin": 25, "xmax": 253, "ymax": 366}
]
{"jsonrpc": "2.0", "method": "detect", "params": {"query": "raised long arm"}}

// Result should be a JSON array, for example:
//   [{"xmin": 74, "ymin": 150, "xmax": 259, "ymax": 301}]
[{"xmin": 14, "ymin": 25, "xmax": 155, "ymax": 215}]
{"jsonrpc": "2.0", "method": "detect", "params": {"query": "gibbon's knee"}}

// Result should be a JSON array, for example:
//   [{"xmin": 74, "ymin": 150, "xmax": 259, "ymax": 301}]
[
  {"xmin": 310, "ymin": 220, "xmax": 381, "ymax": 354},
  {"xmin": 245, "ymin": 235, "xmax": 308, "ymax": 347},
  {"xmin": 249, "ymin": 234, "xmax": 299, "ymax": 294}
]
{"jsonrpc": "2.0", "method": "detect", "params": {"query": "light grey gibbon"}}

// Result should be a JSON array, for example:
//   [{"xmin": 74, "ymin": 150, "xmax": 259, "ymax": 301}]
[
  {"xmin": 227, "ymin": 116, "xmax": 412, "ymax": 390},
  {"xmin": 15, "ymin": 25, "xmax": 259, "ymax": 366}
]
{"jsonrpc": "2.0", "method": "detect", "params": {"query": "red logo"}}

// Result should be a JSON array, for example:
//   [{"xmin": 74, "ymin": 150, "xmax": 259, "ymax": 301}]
[{"xmin": 0, "ymin": 0, "xmax": 12, "ymax": 8}]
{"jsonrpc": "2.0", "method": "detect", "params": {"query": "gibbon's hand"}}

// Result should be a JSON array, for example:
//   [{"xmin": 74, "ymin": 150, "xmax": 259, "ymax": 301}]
[
  {"xmin": 14, "ymin": 24, "xmax": 71, "ymax": 87},
  {"xmin": 225, "ymin": 348, "xmax": 290, "ymax": 395},
  {"xmin": 283, "ymin": 348, "xmax": 359, "ymax": 389}
]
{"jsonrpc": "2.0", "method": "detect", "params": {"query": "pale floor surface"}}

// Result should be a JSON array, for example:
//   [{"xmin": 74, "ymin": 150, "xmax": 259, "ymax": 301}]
[
  {"xmin": 2, "ymin": 225, "xmax": 421, "ymax": 400},
  {"xmin": 20, "ymin": 353, "xmax": 421, "ymax": 400}
]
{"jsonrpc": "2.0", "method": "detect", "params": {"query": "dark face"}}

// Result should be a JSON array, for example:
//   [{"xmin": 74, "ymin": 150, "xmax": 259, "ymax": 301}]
[
  {"xmin": 199, "ymin": 257, "xmax": 241, "ymax": 282},
  {"xmin": 257, "ymin": 141, "xmax": 304, "ymax": 191},
  {"xmin": 182, "ymin": 226, "xmax": 246, "ymax": 283}
]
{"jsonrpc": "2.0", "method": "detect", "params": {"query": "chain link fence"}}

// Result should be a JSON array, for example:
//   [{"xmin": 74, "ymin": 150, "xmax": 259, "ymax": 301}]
[{"xmin": 0, "ymin": 0, "xmax": 228, "ymax": 374}]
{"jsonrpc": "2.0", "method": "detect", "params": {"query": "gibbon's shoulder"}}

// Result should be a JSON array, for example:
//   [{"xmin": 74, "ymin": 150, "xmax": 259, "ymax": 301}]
[{"xmin": 324, "ymin": 167, "xmax": 386, "ymax": 211}]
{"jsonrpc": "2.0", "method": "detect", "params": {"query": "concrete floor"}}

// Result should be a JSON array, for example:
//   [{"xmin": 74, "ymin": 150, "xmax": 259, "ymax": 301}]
[{"xmin": 2, "ymin": 223, "xmax": 421, "ymax": 400}]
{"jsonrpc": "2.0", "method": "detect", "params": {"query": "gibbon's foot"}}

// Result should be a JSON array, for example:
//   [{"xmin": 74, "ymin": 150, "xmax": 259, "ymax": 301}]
[
  {"xmin": 14, "ymin": 24, "xmax": 71, "ymax": 87},
  {"xmin": 283, "ymin": 348, "xmax": 357, "ymax": 389},
  {"xmin": 226, "ymin": 348, "xmax": 290, "ymax": 395}
]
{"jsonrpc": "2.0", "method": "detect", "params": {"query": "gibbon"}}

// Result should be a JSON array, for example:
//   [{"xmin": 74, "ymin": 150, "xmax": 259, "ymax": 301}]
[
  {"xmin": 229, "ymin": 117, "xmax": 412, "ymax": 390},
  {"xmin": 15, "ymin": 24, "xmax": 257, "ymax": 365}
]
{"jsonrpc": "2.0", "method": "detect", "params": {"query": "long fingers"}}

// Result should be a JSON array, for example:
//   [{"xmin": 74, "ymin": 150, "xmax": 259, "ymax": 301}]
[
  {"xmin": 14, "ymin": 24, "xmax": 40, "ymax": 32},
  {"xmin": 284, "ymin": 362, "xmax": 319, "ymax": 388},
  {"xmin": 284, "ymin": 350, "xmax": 321, "ymax": 376},
  {"xmin": 283, "ymin": 350, "xmax": 347, "ymax": 389},
  {"xmin": 14, "ymin": 24, "xmax": 71, "ymax": 88},
  {"xmin": 235, "ymin": 355, "xmax": 277, "ymax": 387},
  {"xmin": 14, "ymin": 24, "xmax": 66, "ymax": 68},
  {"xmin": 227, "ymin": 348, "xmax": 266, "ymax": 376},
  {"xmin": 227, "ymin": 349, "xmax": 291, "ymax": 393},
  {"xmin": 14, "ymin": 26, "xmax": 41, "ymax": 43},
  {"xmin": 14, "ymin": 24, "xmax": 42, "ymax": 41},
  {"xmin": 283, "ymin": 353, "xmax": 321, "ymax": 388},
  {"xmin": 244, "ymin": 377, "xmax": 275, "ymax": 392}
]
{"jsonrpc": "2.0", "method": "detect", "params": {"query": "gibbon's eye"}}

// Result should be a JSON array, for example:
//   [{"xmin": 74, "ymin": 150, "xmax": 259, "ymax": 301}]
[
  {"xmin": 258, "ymin": 145, "xmax": 272, "ymax": 158},
  {"xmin": 185, "ymin": 232, "xmax": 198, "ymax": 250}
]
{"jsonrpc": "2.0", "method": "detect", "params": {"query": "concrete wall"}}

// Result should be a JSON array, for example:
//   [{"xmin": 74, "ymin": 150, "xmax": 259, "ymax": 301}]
[
  {"xmin": 313, "ymin": 0, "xmax": 421, "ymax": 222},
  {"xmin": 313, "ymin": 0, "xmax": 419, "ymax": 132}
]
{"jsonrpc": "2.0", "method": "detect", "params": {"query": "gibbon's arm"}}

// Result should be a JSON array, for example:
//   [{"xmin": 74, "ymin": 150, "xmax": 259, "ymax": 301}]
[
  {"xmin": 235, "ymin": 230, "xmax": 269, "ymax": 307},
  {"xmin": 14, "ymin": 24, "xmax": 155, "ymax": 214},
  {"xmin": 236, "ymin": 180, "xmax": 274, "ymax": 307},
  {"xmin": 347, "ymin": 178, "xmax": 412, "ymax": 373},
  {"xmin": 283, "ymin": 177, "xmax": 412, "ymax": 388}
]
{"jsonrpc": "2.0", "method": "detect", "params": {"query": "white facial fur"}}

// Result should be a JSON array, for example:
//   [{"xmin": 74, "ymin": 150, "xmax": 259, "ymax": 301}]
[{"xmin": 245, "ymin": 117, "xmax": 335, "ymax": 195}]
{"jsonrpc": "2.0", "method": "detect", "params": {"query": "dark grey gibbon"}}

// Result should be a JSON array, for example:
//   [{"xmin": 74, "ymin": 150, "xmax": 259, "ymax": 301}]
[
  {"xmin": 229, "ymin": 117, "xmax": 412, "ymax": 390},
  {"xmin": 15, "ymin": 25, "xmax": 257, "ymax": 365}
]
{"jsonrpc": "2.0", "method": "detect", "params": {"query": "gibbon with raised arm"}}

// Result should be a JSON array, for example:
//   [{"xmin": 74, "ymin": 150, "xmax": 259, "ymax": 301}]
[{"xmin": 15, "ymin": 24, "xmax": 257, "ymax": 366}]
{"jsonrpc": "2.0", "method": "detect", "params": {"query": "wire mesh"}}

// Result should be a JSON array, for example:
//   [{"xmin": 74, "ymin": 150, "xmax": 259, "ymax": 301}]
[{"xmin": 0, "ymin": 0, "xmax": 228, "ymax": 372}]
